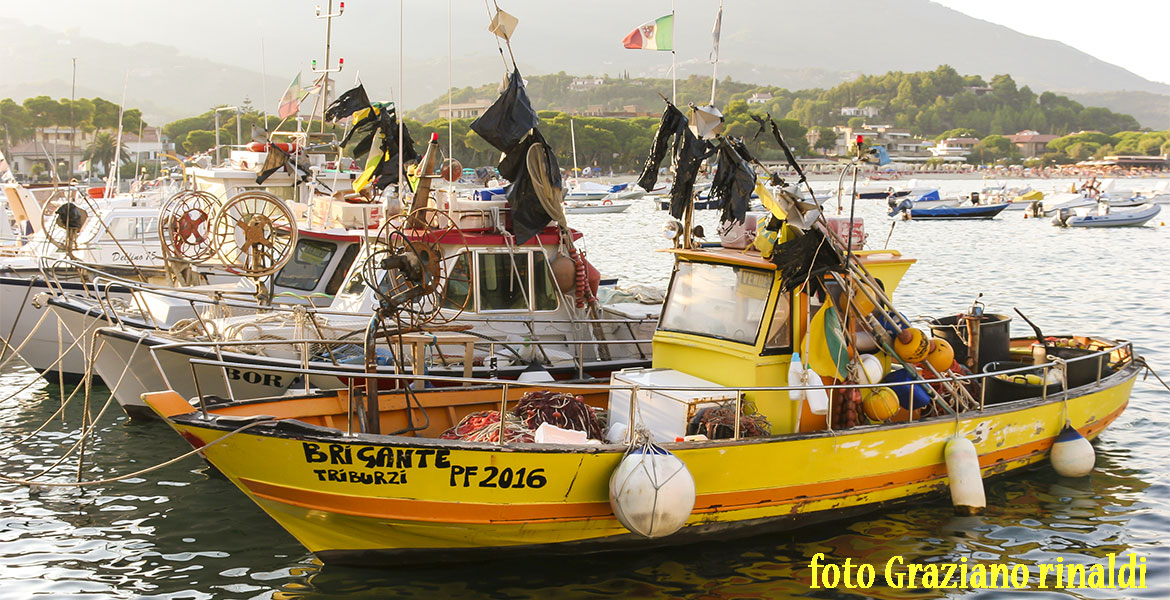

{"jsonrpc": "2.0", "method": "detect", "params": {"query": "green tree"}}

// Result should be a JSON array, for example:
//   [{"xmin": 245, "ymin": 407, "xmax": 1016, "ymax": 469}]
[
  {"xmin": 182, "ymin": 130, "xmax": 216, "ymax": 154},
  {"xmin": 0, "ymin": 98, "xmax": 32, "ymax": 143},
  {"xmin": 814, "ymin": 126, "xmax": 837, "ymax": 155},
  {"xmin": 83, "ymin": 131, "xmax": 129, "ymax": 174},
  {"xmin": 936, "ymin": 128, "xmax": 980, "ymax": 141}
]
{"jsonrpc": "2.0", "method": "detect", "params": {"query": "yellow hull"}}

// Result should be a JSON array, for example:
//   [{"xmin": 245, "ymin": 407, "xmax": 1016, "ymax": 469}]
[{"xmin": 148, "ymin": 364, "xmax": 1136, "ymax": 565}]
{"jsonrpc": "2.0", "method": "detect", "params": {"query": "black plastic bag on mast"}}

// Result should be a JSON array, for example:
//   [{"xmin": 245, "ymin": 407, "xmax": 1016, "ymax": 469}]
[{"xmin": 471, "ymin": 69, "xmax": 538, "ymax": 152}]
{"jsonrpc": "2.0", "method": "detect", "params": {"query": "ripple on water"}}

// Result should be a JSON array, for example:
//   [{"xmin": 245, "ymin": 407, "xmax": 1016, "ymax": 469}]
[{"xmin": 2, "ymin": 177, "xmax": 1169, "ymax": 598}]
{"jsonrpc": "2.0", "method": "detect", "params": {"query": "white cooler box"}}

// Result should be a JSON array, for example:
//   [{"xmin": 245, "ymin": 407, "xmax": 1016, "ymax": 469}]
[{"xmin": 608, "ymin": 368, "xmax": 740, "ymax": 443}]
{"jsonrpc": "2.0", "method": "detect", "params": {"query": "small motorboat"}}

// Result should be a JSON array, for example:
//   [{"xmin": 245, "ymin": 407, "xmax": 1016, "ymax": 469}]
[
  {"xmin": 563, "ymin": 200, "xmax": 631, "ymax": 214},
  {"xmin": 889, "ymin": 197, "xmax": 1009, "ymax": 220},
  {"xmin": 1052, "ymin": 203, "xmax": 1161, "ymax": 228}
]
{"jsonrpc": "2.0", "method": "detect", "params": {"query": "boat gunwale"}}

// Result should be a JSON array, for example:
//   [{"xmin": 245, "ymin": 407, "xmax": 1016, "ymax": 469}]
[{"xmin": 162, "ymin": 343, "xmax": 1140, "ymax": 454}]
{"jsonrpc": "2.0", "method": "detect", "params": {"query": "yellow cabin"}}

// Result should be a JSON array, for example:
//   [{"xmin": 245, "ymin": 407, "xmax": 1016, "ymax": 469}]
[{"xmin": 650, "ymin": 246, "xmax": 915, "ymax": 435}]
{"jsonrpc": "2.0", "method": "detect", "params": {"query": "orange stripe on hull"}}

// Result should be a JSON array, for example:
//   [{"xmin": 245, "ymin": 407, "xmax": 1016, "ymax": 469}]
[{"xmin": 238, "ymin": 400, "xmax": 1125, "ymax": 525}]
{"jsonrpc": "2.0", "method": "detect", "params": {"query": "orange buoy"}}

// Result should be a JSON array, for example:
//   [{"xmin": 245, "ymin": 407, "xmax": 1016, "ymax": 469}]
[
  {"xmin": 926, "ymin": 338, "xmax": 955, "ymax": 372},
  {"xmin": 894, "ymin": 328, "xmax": 929, "ymax": 363},
  {"xmin": 862, "ymin": 387, "xmax": 899, "ymax": 422}
]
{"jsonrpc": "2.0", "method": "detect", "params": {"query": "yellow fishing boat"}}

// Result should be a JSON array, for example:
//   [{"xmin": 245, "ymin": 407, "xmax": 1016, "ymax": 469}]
[{"xmin": 146, "ymin": 243, "xmax": 1141, "ymax": 565}]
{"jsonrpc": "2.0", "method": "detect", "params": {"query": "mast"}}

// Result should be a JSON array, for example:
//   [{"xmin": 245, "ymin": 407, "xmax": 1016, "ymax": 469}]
[
  {"xmin": 313, "ymin": 0, "xmax": 345, "ymax": 133},
  {"xmin": 69, "ymin": 58, "xmax": 76, "ymax": 182},
  {"xmin": 570, "ymin": 117, "xmax": 578, "ymax": 180}
]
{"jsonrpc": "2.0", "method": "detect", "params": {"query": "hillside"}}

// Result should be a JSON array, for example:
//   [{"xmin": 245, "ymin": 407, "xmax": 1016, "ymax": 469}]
[
  {"xmin": 0, "ymin": 19, "xmax": 284, "ymax": 125},
  {"xmin": 1, "ymin": 1, "xmax": 1167, "ymax": 128},
  {"xmin": 408, "ymin": 67, "xmax": 1141, "ymax": 138}
]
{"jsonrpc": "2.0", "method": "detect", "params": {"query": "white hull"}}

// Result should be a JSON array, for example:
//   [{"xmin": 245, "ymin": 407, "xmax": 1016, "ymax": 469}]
[
  {"xmin": 92, "ymin": 327, "xmax": 319, "ymax": 418},
  {"xmin": 563, "ymin": 202, "xmax": 632, "ymax": 214},
  {"xmin": 0, "ymin": 274, "xmax": 133, "ymax": 380}
]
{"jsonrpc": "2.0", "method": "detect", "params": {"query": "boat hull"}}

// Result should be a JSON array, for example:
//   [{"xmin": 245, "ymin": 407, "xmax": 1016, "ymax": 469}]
[
  {"xmin": 0, "ymin": 273, "xmax": 133, "ymax": 382},
  {"xmin": 900, "ymin": 203, "xmax": 1009, "ymax": 220},
  {"xmin": 149, "ymin": 360, "xmax": 1138, "ymax": 565}
]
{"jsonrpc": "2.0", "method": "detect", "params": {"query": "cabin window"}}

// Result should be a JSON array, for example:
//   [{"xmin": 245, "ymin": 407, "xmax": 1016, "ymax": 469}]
[
  {"xmin": 478, "ymin": 252, "xmax": 529, "ymax": 311},
  {"xmin": 101, "ymin": 217, "xmax": 158, "ymax": 242},
  {"xmin": 476, "ymin": 251, "xmax": 556, "ymax": 312},
  {"xmin": 531, "ymin": 251, "xmax": 559, "ymax": 311},
  {"xmin": 323, "ymin": 243, "xmax": 361, "ymax": 296},
  {"xmin": 762, "ymin": 293, "xmax": 793, "ymax": 353},
  {"xmin": 443, "ymin": 252, "xmax": 473, "ymax": 309},
  {"xmin": 274, "ymin": 238, "xmax": 337, "ymax": 291},
  {"xmin": 659, "ymin": 261, "xmax": 773, "ymax": 345}
]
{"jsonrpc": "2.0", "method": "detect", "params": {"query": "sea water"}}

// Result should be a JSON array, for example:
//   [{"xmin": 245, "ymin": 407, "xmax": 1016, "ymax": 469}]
[{"xmin": 1, "ymin": 178, "xmax": 1167, "ymax": 598}]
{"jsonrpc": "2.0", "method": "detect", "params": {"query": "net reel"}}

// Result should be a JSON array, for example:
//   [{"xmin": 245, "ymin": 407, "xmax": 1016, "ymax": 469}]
[
  {"xmin": 212, "ymin": 191, "xmax": 298, "ymax": 278},
  {"xmin": 159, "ymin": 190, "xmax": 219, "ymax": 262},
  {"xmin": 360, "ymin": 207, "xmax": 471, "ymax": 330},
  {"xmin": 40, "ymin": 187, "xmax": 91, "ymax": 255}
]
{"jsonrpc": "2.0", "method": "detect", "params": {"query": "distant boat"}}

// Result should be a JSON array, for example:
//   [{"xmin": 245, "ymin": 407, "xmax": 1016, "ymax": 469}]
[
  {"xmin": 891, "ymin": 202, "xmax": 1010, "ymax": 220},
  {"xmin": 1052, "ymin": 203, "xmax": 1161, "ymax": 228},
  {"xmin": 563, "ymin": 200, "xmax": 631, "ymax": 214}
]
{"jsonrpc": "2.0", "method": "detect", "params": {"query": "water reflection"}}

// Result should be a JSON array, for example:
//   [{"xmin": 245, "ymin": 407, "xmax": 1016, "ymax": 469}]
[{"xmin": 2, "ymin": 177, "xmax": 1169, "ymax": 598}]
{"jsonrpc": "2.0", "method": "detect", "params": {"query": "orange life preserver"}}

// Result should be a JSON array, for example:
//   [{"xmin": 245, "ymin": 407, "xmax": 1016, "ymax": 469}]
[{"xmin": 602, "ymin": 199, "xmax": 613, "ymax": 206}]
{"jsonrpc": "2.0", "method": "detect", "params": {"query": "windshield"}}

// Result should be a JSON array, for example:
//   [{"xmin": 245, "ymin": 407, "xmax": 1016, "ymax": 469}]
[
  {"xmin": 659, "ymin": 261, "xmax": 773, "ymax": 345},
  {"xmin": 274, "ymin": 238, "xmax": 338, "ymax": 291}
]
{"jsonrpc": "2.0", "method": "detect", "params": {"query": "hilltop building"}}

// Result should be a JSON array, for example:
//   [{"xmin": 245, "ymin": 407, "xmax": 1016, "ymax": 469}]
[
  {"xmin": 833, "ymin": 125, "xmax": 932, "ymax": 160},
  {"xmin": 438, "ymin": 101, "xmax": 493, "ymax": 120},
  {"xmin": 840, "ymin": 105, "xmax": 880, "ymax": 118},
  {"xmin": 6, "ymin": 125, "xmax": 171, "ymax": 179},
  {"xmin": 1007, "ymin": 130, "xmax": 1059, "ymax": 158},
  {"xmin": 747, "ymin": 92, "xmax": 774, "ymax": 105}
]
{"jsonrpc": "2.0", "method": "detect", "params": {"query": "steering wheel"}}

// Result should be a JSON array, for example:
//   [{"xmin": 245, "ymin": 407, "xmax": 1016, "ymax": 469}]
[
  {"xmin": 212, "ymin": 191, "xmax": 298, "ymax": 278},
  {"xmin": 159, "ymin": 190, "xmax": 219, "ymax": 262}
]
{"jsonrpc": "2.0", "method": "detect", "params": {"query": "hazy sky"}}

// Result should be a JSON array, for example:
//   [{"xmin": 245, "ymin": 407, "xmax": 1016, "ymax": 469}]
[
  {"xmin": 6, "ymin": 0, "xmax": 1169, "ymax": 87},
  {"xmin": 933, "ymin": 0, "xmax": 1170, "ymax": 84}
]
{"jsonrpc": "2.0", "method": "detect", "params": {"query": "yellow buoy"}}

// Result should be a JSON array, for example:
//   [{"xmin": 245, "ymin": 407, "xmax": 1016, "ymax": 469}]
[
  {"xmin": 926, "ymin": 338, "xmax": 955, "ymax": 372},
  {"xmin": 894, "ymin": 328, "xmax": 929, "ymax": 363},
  {"xmin": 850, "ymin": 289, "xmax": 877, "ymax": 315},
  {"xmin": 862, "ymin": 387, "xmax": 900, "ymax": 422}
]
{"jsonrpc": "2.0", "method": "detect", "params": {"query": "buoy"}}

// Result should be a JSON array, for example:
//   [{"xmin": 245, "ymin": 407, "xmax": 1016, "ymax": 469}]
[
  {"xmin": 862, "ymin": 387, "xmax": 899, "ymax": 421},
  {"xmin": 882, "ymin": 368, "xmax": 931, "ymax": 409},
  {"xmin": 894, "ymin": 328, "xmax": 929, "ymax": 363},
  {"xmin": 859, "ymin": 354, "xmax": 885, "ymax": 384},
  {"xmin": 944, "ymin": 436, "xmax": 986, "ymax": 515},
  {"xmin": 925, "ymin": 338, "xmax": 955, "ymax": 372},
  {"xmin": 1050, "ymin": 425, "xmax": 1095, "ymax": 477},
  {"xmin": 850, "ymin": 289, "xmax": 876, "ymax": 315},
  {"xmin": 550, "ymin": 254, "xmax": 577, "ymax": 294},
  {"xmin": 609, "ymin": 444, "xmax": 696, "ymax": 538}
]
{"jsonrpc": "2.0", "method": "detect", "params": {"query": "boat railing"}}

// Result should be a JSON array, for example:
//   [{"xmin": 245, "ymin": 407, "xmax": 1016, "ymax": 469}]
[
  {"xmin": 146, "ymin": 334, "xmax": 656, "ymax": 399},
  {"xmin": 44, "ymin": 259, "xmax": 657, "ymax": 329},
  {"xmin": 175, "ymin": 340, "xmax": 1133, "ymax": 442}
]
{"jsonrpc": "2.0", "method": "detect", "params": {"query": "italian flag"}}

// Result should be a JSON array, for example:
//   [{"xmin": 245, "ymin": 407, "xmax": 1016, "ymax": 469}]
[{"xmin": 622, "ymin": 14, "xmax": 673, "ymax": 51}]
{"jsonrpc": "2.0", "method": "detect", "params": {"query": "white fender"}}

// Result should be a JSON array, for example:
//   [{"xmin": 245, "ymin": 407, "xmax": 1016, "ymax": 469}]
[
  {"xmin": 1051, "ymin": 425, "xmax": 1095, "ymax": 477},
  {"xmin": 609, "ymin": 445, "xmax": 696, "ymax": 538},
  {"xmin": 788, "ymin": 352, "xmax": 807, "ymax": 403},
  {"xmin": 945, "ymin": 435, "xmax": 986, "ymax": 515},
  {"xmin": 859, "ymin": 354, "xmax": 885, "ymax": 385}
]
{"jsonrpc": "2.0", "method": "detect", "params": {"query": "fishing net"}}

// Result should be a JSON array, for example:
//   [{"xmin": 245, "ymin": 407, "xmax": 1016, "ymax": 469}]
[
  {"xmin": 513, "ymin": 390, "xmax": 605, "ymax": 440},
  {"xmin": 439, "ymin": 410, "xmax": 533, "ymax": 443}
]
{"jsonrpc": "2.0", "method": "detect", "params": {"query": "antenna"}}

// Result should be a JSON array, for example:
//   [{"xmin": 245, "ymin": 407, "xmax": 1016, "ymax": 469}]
[{"xmin": 312, "ymin": 0, "xmax": 346, "ymax": 132}]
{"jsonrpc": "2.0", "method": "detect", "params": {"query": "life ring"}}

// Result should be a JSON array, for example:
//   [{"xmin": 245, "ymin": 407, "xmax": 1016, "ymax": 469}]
[{"xmin": 602, "ymin": 199, "xmax": 613, "ymax": 206}]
